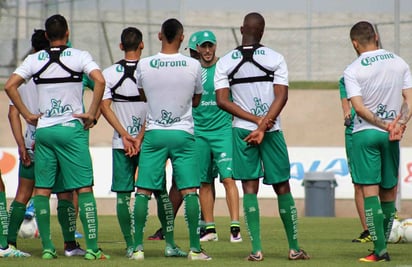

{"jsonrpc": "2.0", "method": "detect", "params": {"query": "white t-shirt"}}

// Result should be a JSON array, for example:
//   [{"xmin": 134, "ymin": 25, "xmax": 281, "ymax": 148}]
[
  {"xmin": 14, "ymin": 47, "xmax": 100, "ymax": 129},
  {"xmin": 344, "ymin": 49, "xmax": 412, "ymax": 133},
  {"xmin": 9, "ymin": 79, "xmax": 38, "ymax": 149},
  {"xmin": 214, "ymin": 46, "xmax": 288, "ymax": 131},
  {"xmin": 136, "ymin": 52, "xmax": 203, "ymax": 135},
  {"xmin": 103, "ymin": 60, "xmax": 147, "ymax": 149}
]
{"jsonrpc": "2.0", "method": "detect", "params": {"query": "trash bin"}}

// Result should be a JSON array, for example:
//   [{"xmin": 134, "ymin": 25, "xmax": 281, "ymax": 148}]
[{"xmin": 302, "ymin": 172, "xmax": 337, "ymax": 217}]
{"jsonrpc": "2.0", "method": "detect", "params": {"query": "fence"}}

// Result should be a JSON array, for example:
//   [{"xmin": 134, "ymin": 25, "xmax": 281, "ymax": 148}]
[{"xmin": 0, "ymin": 0, "xmax": 411, "ymax": 81}]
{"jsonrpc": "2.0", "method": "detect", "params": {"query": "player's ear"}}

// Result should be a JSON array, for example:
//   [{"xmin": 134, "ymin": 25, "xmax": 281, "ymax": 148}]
[
  {"xmin": 119, "ymin": 43, "xmax": 124, "ymax": 51},
  {"xmin": 140, "ymin": 41, "xmax": 144, "ymax": 50},
  {"xmin": 158, "ymin": 32, "xmax": 162, "ymax": 41},
  {"xmin": 180, "ymin": 33, "xmax": 184, "ymax": 42},
  {"xmin": 240, "ymin": 26, "xmax": 244, "ymax": 35}
]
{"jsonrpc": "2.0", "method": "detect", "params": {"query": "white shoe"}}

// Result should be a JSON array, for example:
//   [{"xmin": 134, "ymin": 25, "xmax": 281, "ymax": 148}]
[
  {"xmin": 64, "ymin": 244, "xmax": 86, "ymax": 256},
  {"xmin": 230, "ymin": 231, "xmax": 243, "ymax": 243},
  {"xmin": 0, "ymin": 245, "xmax": 31, "ymax": 258},
  {"xmin": 188, "ymin": 250, "xmax": 212, "ymax": 261},
  {"xmin": 130, "ymin": 250, "xmax": 144, "ymax": 260},
  {"xmin": 200, "ymin": 232, "xmax": 218, "ymax": 242}
]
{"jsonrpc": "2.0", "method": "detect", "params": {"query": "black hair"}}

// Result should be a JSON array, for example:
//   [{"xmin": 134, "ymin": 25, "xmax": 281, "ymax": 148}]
[
  {"xmin": 161, "ymin": 18, "xmax": 183, "ymax": 43},
  {"xmin": 350, "ymin": 21, "xmax": 376, "ymax": 46},
  {"xmin": 31, "ymin": 29, "xmax": 49, "ymax": 52},
  {"xmin": 121, "ymin": 27, "xmax": 143, "ymax": 52},
  {"xmin": 45, "ymin": 14, "xmax": 68, "ymax": 41}
]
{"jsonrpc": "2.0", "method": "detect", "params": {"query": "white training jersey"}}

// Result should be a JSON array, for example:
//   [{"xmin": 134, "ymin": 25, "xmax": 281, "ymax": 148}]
[
  {"xmin": 9, "ymin": 79, "xmax": 38, "ymax": 149},
  {"xmin": 136, "ymin": 52, "xmax": 203, "ymax": 135},
  {"xmin": 214, "ymin": 46, "xmax": 288, "ymax": 132},
  {"xmin": 344, "ymin": 49, "xmax": 412, "ymax": 133},
  {"xmin": 14, "ymin": 47, "xmax": 100, "ymax": 129},
  {"xmin": 103, "ymin": 61, "xmax": 147, "ymax": 149}
]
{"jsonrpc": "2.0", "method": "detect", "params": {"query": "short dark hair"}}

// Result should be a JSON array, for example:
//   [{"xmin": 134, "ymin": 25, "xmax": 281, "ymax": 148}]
[
  {"xmin": 45, "ymin": 14, "xmax": 68, "ymax": 42},
  {"xmin": 121, "ymin": 27, "xmax": 143, "ymax": 52},
  {"xmin": 350, "ymin": 21, "xmax": 376, "ymax": 46},
  {"xmin": 31, "ymin": 29, "xmax": 49, "ymax": 52},
  {"xmin": 161, "ymin": 18, "xmax": 183, "ymax": 43}
]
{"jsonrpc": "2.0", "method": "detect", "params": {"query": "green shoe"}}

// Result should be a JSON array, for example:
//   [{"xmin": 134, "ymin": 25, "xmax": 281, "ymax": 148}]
[
  {"xmin": 42, "ymin": 249, "xmax": 57, "ymax": 260},
  {"xmin": 84, "ymin": 249, "xmax": 110, "ymax": 260},
  {"xmin": 165, "ymin": 246, "xmax": 188, "ymax": 257}
]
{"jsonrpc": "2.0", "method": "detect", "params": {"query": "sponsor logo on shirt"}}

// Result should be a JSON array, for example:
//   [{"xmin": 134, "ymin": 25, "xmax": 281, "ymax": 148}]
[
  {"xmin": 250, "ymin": 97, "xmax": 269, "ymax": 116},
  {"xmin": 45, "ymin": 99, "xmax": 73, "ymax": 117},
  {"xmin": 361, "ymin": 53, "xmax": 394, "ymax": 66},
  {"xmin": 201, "ymin": 100, "xmax": 217, "ymax": 106},
  {"xmin": 127, "ymin": 116, "xmax": 143, "ymax": 135},
  {"xmin": 155, "ymin": 110, "xmax": 181, "ymax": 126},
  {"xmin": 231, "ymin": 48, "xmax": 266, "ymax": 59},
  {"xmin": 37, "ymin": 50, "xmax": 72, "ymax": 61},
  {"xmin": 376, "ymin": 103, "xmax": 397, "ymax": 119},
  {"xmin": 149, "ymin": 58, "xmax": 187, "ymax": 69}
]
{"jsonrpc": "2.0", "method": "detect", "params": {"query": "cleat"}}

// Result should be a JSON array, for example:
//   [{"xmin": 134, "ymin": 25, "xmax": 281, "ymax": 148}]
[
  {"xmin": 74, "ymin": 231, "xmax": 83, "ymax": 239},
  {"xmin": 230, "ymin": 226, "xmax": 243, "ymax": 243},
  {"xmin": 84, "ymin": 249, "xmax": 110, "ymax": 260},
  {"xmin": 24, "ymin": 200, "xmax": 35, "ymax": 219},
  {"xmin": 148, "ymin": 228, "xmax": 164, "ymax": 240},
  {"xmin": 188, "ymin": 250, "xmax": 212, "ymax": 261},
  {"xmin": 42, "ymin": 249, "xmax": 57, "ymax": 260},
  {"xmin": 130, "ymin": 250, "xmax": 144, "ymax": 260},
  {"xmin": 247, "ymin": 251, "xmax": 263, "ymax": 261},
  {"xmin": 165, "ymin": 246, "xmax": 188, "ymax": 257},
  {"xmin": 352, "ymin": 230, "xmax": 372, "ymax": 243},
  {"xmin": 126, "ymin": 246, "xmax": 134, "ymax": 258},
  {"xmin": 200, "ymin": 228, "xmax": 218, "ymax": 242},
  {"xmin": 289, "ymin": 249, "xmax": 310, "ymax": 260},
  {"xmin": 64, "ymin": 242, "xmax": 86, "ymax": 257},
  {"xmin": 0, "ymin": 245, "xmax": 31, "ymax": 258},
  {"xmin": 359, "ymin": 251, "xmax": 390, "ymax": 262},
  {"xmin": 199, "ymin": 226, "xmax": 207, "ymax": 239}
]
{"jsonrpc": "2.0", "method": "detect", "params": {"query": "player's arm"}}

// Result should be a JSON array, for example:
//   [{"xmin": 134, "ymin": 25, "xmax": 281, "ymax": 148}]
[
  {"xmin": 192, "ymin": 93, "xmax": 202, "ymax": 107},
  {"xmin": 8, "ymin": 104, "xmax": 30, "ymax": 166},
  {"xmin": 4, "ymin": 74, "xmax": 39, "ymax": 126},
  {"xmin": 350, "ymin": 96, "xmax": 389, "ymax": 130},
  {"xmin": 216, "ymin": 88, "xmax": 260, "ymax": 124},
  {"xmin": 341, "ymin": 98, "xmax": 351, "ymax": 119}
]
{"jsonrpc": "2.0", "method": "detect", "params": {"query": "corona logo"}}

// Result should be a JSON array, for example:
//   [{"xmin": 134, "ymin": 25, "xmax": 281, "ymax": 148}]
[{"xmin": 0, "ymin": 151, "xmax": 17, "ymax": 174}]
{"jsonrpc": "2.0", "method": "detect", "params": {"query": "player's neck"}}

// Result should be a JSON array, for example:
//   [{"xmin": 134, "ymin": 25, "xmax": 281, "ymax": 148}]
[
  {"xmin": 50, "ymin": 40, "xmax": 67, "ymax": 47},
  {"xmin": 241, "ymin": 36, "xmax": 261, "ymax": 46},
  {"xmin": 124, "ymin": 50, "xmax": 141, "ymax": 61},
  {"xmin": 201, "ymin": 56, "xmax": 218, "ymax": 68}
]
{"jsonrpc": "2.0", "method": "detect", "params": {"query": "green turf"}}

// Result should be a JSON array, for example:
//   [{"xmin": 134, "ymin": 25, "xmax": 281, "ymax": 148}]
[{"xmin": 2, "ymin": 215, "xmax": 409, "ymax": 266}]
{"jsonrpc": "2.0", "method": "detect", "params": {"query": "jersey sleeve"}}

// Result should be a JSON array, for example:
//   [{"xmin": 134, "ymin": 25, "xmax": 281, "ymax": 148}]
[
  {"xmin": 273, "ymin": 55, "xmax": 289, "ymax": 86},
  {"xmin": 402, "ymin": 63, "xmax": 412, "ymax": 90},
  {"xmin": 13, "ymin": 54, "xmax": 35, "ymax": 81},
  {"xmin": 343, "ymin": 67, "xmax": 362, "ymax": 98},
  {"xmin": 102, "ymin": 67, "xmax": 113, "ymax": 100},
  {"xmin": 80, "ymin": 50, "xmax": 100, "ymax": 75},
  {"xmin": 214, "ymin": 58, "xmax": 230, "ymax": 91}
]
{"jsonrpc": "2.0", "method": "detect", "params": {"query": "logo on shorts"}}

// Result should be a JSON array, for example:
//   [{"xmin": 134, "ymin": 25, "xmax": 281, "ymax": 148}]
[
  {"xmin": 127, "ymin": 116, "xmax": 143, "ymax": 135},
  {"xmin": 155, "ymin": 110, "xmax": 181, "ymax": 126},
  {"xmin": 45, "ymin": 99, "xmax": 73, "ymax": 117},
  {"xmin": 375, "ymin": 103, "xmax": 396, "ymax": 119},
  {"xmin": 250, "ymin": 97, "xmax": 269, "ymax": 116}
]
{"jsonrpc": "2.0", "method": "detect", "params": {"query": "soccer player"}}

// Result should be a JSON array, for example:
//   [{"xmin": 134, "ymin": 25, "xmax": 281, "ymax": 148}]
[
  {"xmin": 4, "ymin": 14, "xmax": 109, "ymax": 260},
  {"xmin": 344, "ymin": 21, "xmax": 412, "ymax": 262},
  {"xmin": 194, "ymin": 30, "xmax": 242, "ymax": 243},
  {"xmin": 0, "ymin": 169, "xmax": 30, "ymax": 257},
  {"xmin": 339, "ymin": 77, "xmax": 371, "ymax": 243},
  {"xmin": 131, "ymin": 18, "xmax": 211, "ymax": 261},
  {"xmin": 215, "ymin": 12, "xmax": 310, "ymax": 261},
  {"xmin": 7, "ymin": 29, "xmax": 85, "ymax": 257}
]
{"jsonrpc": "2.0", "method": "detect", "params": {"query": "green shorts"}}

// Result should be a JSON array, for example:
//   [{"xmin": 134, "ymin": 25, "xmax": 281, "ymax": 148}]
[
  {"xmin": 136, "ymin": 130, "xmax": 200, "ymax": 191},
  {"xmin": 196, "ymin": 130, "xmax": 232, "ymax": 183},
  {"xmin": 19, "ymin": 161, "xmax": 35, "ymax": 180},
  {"xmin": 35, "ymin": 120, "xmax": 94, "ymax": 190},
  {"xmin": 352, "ymin": 130, "xmax": 399, "ymax": 189},
  {"xmin": 112, "ymin": 149, "xmax": 139, "ymax": 193},
  {"xmin": 232, "ymin": 127, "xmax": 290, "ymax": 184},
  {"xmin": 345, "ymin": 132, "xmax": 358, "ymax": 183}
]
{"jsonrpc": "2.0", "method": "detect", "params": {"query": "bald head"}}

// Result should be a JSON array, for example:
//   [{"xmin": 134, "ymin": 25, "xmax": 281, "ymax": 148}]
[{"xmin": 241, "ymin": 12, "xmax": 265, "ymax": 44}]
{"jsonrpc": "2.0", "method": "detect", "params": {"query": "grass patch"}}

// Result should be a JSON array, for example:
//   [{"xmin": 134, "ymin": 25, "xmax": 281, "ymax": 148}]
[{"xmin": 3, "ymin": 215, "xmax": 409, "ymax": 266}]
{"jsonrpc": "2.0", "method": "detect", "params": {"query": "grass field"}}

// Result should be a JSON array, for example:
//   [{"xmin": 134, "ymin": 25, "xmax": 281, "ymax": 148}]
[{"xmin": 2, "ymin": 215, "xmax": 411, "ymax": 267}]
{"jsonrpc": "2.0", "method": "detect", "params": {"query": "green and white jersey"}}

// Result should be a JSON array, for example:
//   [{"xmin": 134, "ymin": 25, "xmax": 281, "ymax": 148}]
[
  {"xmin": 339, "ymin": 76, "xmax": 355, "ymax": 135},
  {"xmin": 14, "ymin": 47, "xmax": 100, "ymax": 129},
  {"xmin": 344, "ymin": 49, "xmax": 412, "ymax": 133},
  {"xmin": 103, "ymin": 60, "xmax": 147, "ymax": 149},
  {"xmin": 193, "ymin": 61, "xmax": 231, "ymax": 133},
  {"xmin": 10, "ymin": 79, "xmax": 38, "ymax": 149},
  {"xmin": 136, "ymin": 52, "xmax": 203, "ymax": 135},
  {"xmin": 214, "ymin": 46, "xmax": 288, "ymax": 132}
]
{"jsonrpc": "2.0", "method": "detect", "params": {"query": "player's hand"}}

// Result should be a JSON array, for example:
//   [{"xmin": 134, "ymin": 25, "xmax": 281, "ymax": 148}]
[
  {"xmin": 122, "ymin": 135, "xmax": 138, "ymax": 157},
  {"xmin": 387, "ymin": 115, "xmax": 406, "ymax": 141},
  {"xmin": 25, "ymin": 113, "xmax": 41, "ymax": 126},
  {"xmin": 18, "ymin": 145, "xmax": 31, "ymax": 167},
  {"xmin": 244, "ymin": 128, "xmax": 265, "ymax": 145},
  {"xmin": 73, "ymin": 113, "xmax": 96, "ymax": 130}
]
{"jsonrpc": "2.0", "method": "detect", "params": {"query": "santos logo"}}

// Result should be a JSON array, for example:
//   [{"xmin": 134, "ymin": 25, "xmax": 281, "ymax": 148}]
[{"xmin": 290, "ymin": 158, "xmax": 349, "ymax": 180}]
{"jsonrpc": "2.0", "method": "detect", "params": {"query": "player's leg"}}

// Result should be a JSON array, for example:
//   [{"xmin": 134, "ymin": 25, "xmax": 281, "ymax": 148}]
[
  {"xmin": 112, "ymin": 149, "xmax": 138, "ymax": 257},
  {"xmin": 7, "ymin": 162, "xmax": 35, "ymax": 248}
]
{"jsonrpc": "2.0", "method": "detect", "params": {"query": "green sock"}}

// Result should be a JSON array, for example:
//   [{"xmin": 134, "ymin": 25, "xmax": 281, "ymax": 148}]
[
  {"xmin": 243, "ymin": 193, "xmax": 261, "ymax": 254},
  {"xmin": 116, "ymin": 192, "xmax": 133, "ymax": 248},
  {"xmin": 230, "ymin": 221, "xmax": 240, "ymax": 228},
  {"xmin": 278, "ymin": 193, "xmax": 299, "ymax": 250},
  {"xmin": 33, "ymin": 195, "xmax": 54, "ymax": 250},
  {"xmin": 364, "ymin": 196, "xmax": 386, "ymax": 256},
  {"xmin": 7, "ymin": 201, "xmax": 26, "ymax": 245},
  {"xmin": 0, "ymin": 192, "xmax": 8, "ymax": 248},
  {"xmin": 78, "ymin": 192, "xmax": 99, "ymax": 251},
  {"xmin": 133, "ymin": 193, "xmax": 150, "ymax": 251},
  {"xmin": 156, "ymin": 190, "xmax": 175, "ymax": 248},
  {"xmin": 205, "ymin": 222, "xmax": 216, "ymax": 231},
  {"xmin": 57, "ymin": 199, "xmax": 76, "ymax": 243},
  {"xmin": 183, "ymin": 193, "xmax": 200, "ymax": 252},
  {"xmin": 381, "ymin": 201, "xmax": 396, "ymax": 241}
]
